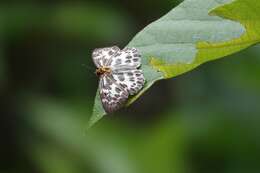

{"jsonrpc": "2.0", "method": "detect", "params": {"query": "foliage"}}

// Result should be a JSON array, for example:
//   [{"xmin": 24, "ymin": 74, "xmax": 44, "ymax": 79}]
[{"xmin": 89, "ymin": 0, "xmax": 260, "ymax": 127}]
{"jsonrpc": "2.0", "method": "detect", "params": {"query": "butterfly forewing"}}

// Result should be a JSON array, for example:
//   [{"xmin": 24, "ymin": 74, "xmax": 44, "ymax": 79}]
[
  {"xmin": 92, "ymin": 46, "xmax": 120, "ymax": 68},
  {"xmin": 99, "ymin": 74, "xmax": 129, "ymax": 113},
  {"xmin": 109, "ymin": 47, "xmax": 142, "ymax": 69}
]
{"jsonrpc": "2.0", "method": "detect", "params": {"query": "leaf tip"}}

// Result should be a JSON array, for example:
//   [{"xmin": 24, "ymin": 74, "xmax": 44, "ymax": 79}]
[
  {"xmin": 88, "ymin": 89, "xmax": 107, "ymax": 129},
  {"xmin": 87, "ymin": 110, "xmax": 106, "ymax": 129}
]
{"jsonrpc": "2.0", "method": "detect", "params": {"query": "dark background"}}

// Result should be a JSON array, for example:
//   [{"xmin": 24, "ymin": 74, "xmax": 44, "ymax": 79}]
[{"xmin": 1, "ymin": 1, "xmax": 260, "ymax": 173}]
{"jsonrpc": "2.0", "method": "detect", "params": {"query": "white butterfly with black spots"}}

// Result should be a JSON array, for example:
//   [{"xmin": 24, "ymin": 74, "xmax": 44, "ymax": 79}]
[{"xmin": 92, "ymin": 46, "xmax": 145, "ymax": 113}]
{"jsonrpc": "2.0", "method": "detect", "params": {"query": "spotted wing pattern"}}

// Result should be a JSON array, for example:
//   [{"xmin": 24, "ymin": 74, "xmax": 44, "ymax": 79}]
[
  {"xmin": 112, "ymin": 69, "xmax": 145, "ymax": 95},
  {"xmin": 94, "ymin": 46, "xmax": 145, "ymax": 113},
  {"xmin": 99, "ymin": 74, "xmax": 129, "ymax": 113},
  {"xmin": 109, "ymin": 47, "xmax": 141, "ymax": 69},
  {"xmin": 92, "ymin": 46, "xmax": 120, "ymax": 68}
]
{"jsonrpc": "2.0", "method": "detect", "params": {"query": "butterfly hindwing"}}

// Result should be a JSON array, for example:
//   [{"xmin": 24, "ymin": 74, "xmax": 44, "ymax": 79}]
[
  {"xmin": 99, "ymin": 74, "xmax": 129, "ymax": 113},
  {"xmin": 92, "ymin": 46, "xmax": 120, "ymax": 68},
  {"xmin": 112, "ymin": 69, "xmax": 145, "ymax": 95}
]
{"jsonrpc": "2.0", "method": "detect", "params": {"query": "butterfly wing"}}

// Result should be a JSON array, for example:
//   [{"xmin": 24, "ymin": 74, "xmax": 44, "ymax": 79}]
[
  {"xmin": 109, "ymin": 47, "xmax": 142, "ymax": 69},
  {"xmin": 92, "ymin": 46, "xmax": 120, "ymax": 68},
  {"xmin": 94, "ymin": 46, "xmax": 145, "ymax": 113},
  {"xmin": 109, "ymin": 47, "xmax": 145, "ymax": 95},
  {"xmin": 112, "ymin": 69, "xmax": 145, "ymax": 95},
  {"xmin": 99, "ymin": 74, "xmax": 129, "ymax": 113}
]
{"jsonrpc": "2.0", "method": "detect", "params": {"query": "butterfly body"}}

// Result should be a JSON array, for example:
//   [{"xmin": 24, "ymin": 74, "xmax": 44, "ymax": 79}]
[
  {"xmin": 95, "ymin": 67, "xmax": 111, "ymax": 76},
  {"xmin": 92, "ymin": 46, "xmax": 145, "ymax": 113}
]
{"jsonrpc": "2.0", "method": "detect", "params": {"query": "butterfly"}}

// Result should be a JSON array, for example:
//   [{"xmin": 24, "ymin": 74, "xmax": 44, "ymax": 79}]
[{"xmin": 92, "ymin": 46, "xmax": 145, "ymax": 113}]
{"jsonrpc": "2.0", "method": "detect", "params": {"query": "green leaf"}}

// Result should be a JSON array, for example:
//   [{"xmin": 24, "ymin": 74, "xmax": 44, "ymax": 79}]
[{"xmin": 89, "ymin": 0, "xmax": 260, "ymax": 128}]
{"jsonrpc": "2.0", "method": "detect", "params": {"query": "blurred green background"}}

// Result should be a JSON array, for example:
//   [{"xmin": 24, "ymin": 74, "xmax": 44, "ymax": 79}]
[{"xmin": 1, "ymin": 1, "xmax": 260, "ymax": 173}]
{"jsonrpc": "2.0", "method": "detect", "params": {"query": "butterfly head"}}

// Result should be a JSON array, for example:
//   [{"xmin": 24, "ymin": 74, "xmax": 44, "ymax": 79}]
[{"xmin": 95, "ymin": 67, "xmax": 111, "ymax": 76}]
